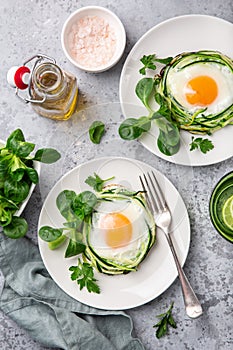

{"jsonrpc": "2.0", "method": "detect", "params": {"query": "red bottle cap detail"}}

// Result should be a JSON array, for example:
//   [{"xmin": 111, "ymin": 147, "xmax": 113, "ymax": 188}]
[{"xmin": 7, "ymin": 66, "xmax": 30, "ymax": 90}]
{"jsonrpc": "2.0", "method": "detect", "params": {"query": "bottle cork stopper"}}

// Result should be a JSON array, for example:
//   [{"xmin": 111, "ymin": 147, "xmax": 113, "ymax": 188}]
[{"xmin": 7, "ymin": 66, "xmax": 30, "ymax": 90}]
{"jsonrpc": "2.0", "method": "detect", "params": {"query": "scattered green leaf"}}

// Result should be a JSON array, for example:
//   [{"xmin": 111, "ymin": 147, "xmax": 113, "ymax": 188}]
[
  {"xmin": 33, "ymin": 148, "xmax": 61, "ymax": 163},
  {"xmin": 89, "ymin": 121, "xmax": 105, "ymax": 144},
  {"xmin": 153, "ymin": 302, "xmax": 177, "ymax": 339}
]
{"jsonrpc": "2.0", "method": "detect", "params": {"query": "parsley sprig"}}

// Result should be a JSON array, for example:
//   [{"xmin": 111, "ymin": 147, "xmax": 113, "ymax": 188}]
[
  {"xmin": 153, "ymin": 302, "xmax": 177, "ymax": 338},
  {"xmin": 69, "ymin": 258, "xmax": 100, "ymax": 294},
  {"xmin": 139, "ymin": 54, "xmax": 173, "ymax": 75},
  {"xmin": 189, "ymin": 136, "xmax": 214, "ymax": 154},
  {"xmin": 85, "ymin": 173, "xmax": 115, "ymax": 192}
]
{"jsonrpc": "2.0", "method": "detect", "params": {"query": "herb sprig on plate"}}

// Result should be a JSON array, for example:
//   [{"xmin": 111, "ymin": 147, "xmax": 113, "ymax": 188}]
[
  {"xmin": 85, "ymin": 173, "xmax": 115, "ymax": 192},
  {"xmin": 189, "ymin": 136, "xmax": 214, "ymax": 154},
  {"xmin": 69, "ymin": 258, "xmax": 100, "ymax": 294},
  {"xmin": 139, "ymin": 54, "xmax": 173, "ymax": 75}
]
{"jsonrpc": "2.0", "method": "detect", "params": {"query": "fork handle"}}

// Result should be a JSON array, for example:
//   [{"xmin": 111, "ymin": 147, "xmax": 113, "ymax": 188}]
[{"xmin": 165, "ymin": 233, "xmax": 203, "ymax": 318}]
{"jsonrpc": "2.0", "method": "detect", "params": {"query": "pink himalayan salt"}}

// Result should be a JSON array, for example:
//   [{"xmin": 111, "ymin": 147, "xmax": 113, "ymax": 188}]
[{"xmin": 69, "ymin": 15, "xmax": 116, "ymax": 69}]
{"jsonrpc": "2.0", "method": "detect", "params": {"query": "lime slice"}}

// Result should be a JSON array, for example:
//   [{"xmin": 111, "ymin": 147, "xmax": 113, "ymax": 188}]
[{"xmin": 222, "ymin": 195, "xmax": 233, "ymax": 230}]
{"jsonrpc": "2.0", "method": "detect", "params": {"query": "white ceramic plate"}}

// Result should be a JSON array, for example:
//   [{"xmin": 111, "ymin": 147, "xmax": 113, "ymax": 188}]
[
  {"xmin": 38, "ymin": 157, "xmax": 190, "ymax": 310},
  {"xmin": 119, "ymin": 15, "xmax": 233, "ymax": 166}
]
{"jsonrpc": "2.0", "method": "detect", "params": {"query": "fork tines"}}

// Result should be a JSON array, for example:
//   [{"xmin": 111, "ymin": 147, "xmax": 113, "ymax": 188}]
[{"xmin": 139, "ymin": 171, "xmax": 167, "ymax": 214}]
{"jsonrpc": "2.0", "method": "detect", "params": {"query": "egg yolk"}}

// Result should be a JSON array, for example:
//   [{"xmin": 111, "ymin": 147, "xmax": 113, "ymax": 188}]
[
  {"xmin": 185, "ymin": 75, "xmax": 218, "ymax": 106},
  {"xmin": 100, "ymin": 213, "xmax": 132, "ymax": 249}
]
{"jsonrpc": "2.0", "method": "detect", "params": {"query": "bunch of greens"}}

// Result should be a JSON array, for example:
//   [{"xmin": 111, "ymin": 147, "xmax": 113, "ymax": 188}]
[
  {"xmin": 119, "ymin": 76, "xmax": 180, "ymax": 156},
  {"xmin": 139, "ymin": 54, "xmax": 173, "ymax": 75},
  {"xmin": 39, "ymin": 188, "xmax": 101, "ymax": 294},
  {"xmin": 39, "ymin": 174, "xmax": 115, "ymax": 294},
  {"xmin": 0, "ymin": 129, "xmax": 61, "ymax": 239}
]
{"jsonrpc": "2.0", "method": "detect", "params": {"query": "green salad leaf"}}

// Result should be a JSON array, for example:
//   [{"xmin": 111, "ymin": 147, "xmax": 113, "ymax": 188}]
[
  {"xmin": 72, "ymin": 191, "xmax": 98, "ymax": 220},
  {"xmin": 48, "ymin": 235, "xmax": 67, "ymax": 250},
  {"xmin": 4, "ymin": 178, "xmax": 30, "ymax": 203},
  {"xmin": 119, "ymin": 85, "xmax": 180, "ymax": 156},
  {"xmin": 3, "ymin": 216, "xmax": 28, "ymax": 239},
  {"xmin": 56, "ymin": 190, "xmax": 77, "ymax": 221},
  {"xmin": 0, "ymin": 194, "xmax": 18, "ymax": 226},
  {"xmin": 39, "ymin": 180, "xmax": 100, "ymax": 293},
  {"xmin": 39, "ymin": 226, "xmax": 63, "ymax": 242},
  {"xmin": 118, "ymin": 116, "xmax": 151, "ymax": 140},
  {"xmin": 33, "ymin": 148, "xmax": 61, "ymax": 163},
  {"xmin": 135, "ymin": 77, "xmax": 154, "ymax": 110},
  {"xmin": 65, "ymin": 237, "xmax": 86, "ymax": 258},
  {"xmin": 0, "ymin": 128, "xmax": 61, "ymax": 239},
  {"xmin": 89, "ymin": 121, "xmax": 105, "ymax": 144}
]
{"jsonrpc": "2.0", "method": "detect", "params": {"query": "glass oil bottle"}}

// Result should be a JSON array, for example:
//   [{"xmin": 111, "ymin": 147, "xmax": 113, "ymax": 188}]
[{"xmin": 7, "ymin": 54, "xmax": 78, "ymax": 120}]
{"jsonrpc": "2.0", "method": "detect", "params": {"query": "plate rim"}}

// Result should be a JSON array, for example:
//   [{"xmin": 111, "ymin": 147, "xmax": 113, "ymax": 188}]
[
  {"xmin": 119, "ymin": 14, "xmax": 233, "ymax": 167},
  {"xmin": 38, "ymin": 156, "xmax": 191, "ymax": 310}
]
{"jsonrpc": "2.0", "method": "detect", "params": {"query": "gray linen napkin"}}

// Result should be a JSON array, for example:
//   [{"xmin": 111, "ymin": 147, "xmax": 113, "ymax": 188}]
[{"xmin": 0, "ymin": 234, "xmax": 144, "ymax": 350}]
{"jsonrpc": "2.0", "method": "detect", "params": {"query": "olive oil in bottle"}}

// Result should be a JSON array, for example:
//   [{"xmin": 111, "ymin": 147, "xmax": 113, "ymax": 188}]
[
  {"xmin": 7, "ymin": 54, "xmax": 78, "ymax": 120},
  {"xmin": 31, "ymin": 62, "xmax": 78, "ymax": 120}
]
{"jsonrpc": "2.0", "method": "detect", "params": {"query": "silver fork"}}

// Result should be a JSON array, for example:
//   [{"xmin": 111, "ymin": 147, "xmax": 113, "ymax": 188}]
[{"xmin": 139, "ymin": 171, "xmax": 203, "ymax": 319}]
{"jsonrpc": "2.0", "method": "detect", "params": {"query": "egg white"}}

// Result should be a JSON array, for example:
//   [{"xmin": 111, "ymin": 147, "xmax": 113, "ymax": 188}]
[
  {"xmin": 166, "ymin": 62, "xmax": 233, "ymax": 115},
  {"xmin": 88, "ymin": 198, "xmax": 153, "ymax": 263}
]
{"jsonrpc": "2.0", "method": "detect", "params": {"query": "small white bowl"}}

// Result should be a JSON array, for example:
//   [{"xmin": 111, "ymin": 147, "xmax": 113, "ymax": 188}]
[{"xmin": 61, "ymin": 6, "xmax": 126, "ymax": 73}]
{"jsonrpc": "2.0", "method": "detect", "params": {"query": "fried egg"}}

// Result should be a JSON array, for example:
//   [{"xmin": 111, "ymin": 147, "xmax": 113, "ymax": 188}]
[
  {"xmin": 166, "ymin": 62, "xmax": 233, "ymax": 115},
  {"xmin": 88, "ymin": 197, "xmax": 154, "ymax": 264}
]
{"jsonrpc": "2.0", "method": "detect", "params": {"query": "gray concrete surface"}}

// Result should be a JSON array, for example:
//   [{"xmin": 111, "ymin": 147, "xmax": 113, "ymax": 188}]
[{"xmin": 0, "ymin": 1, "xmax": 232, "ymax": 349}]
